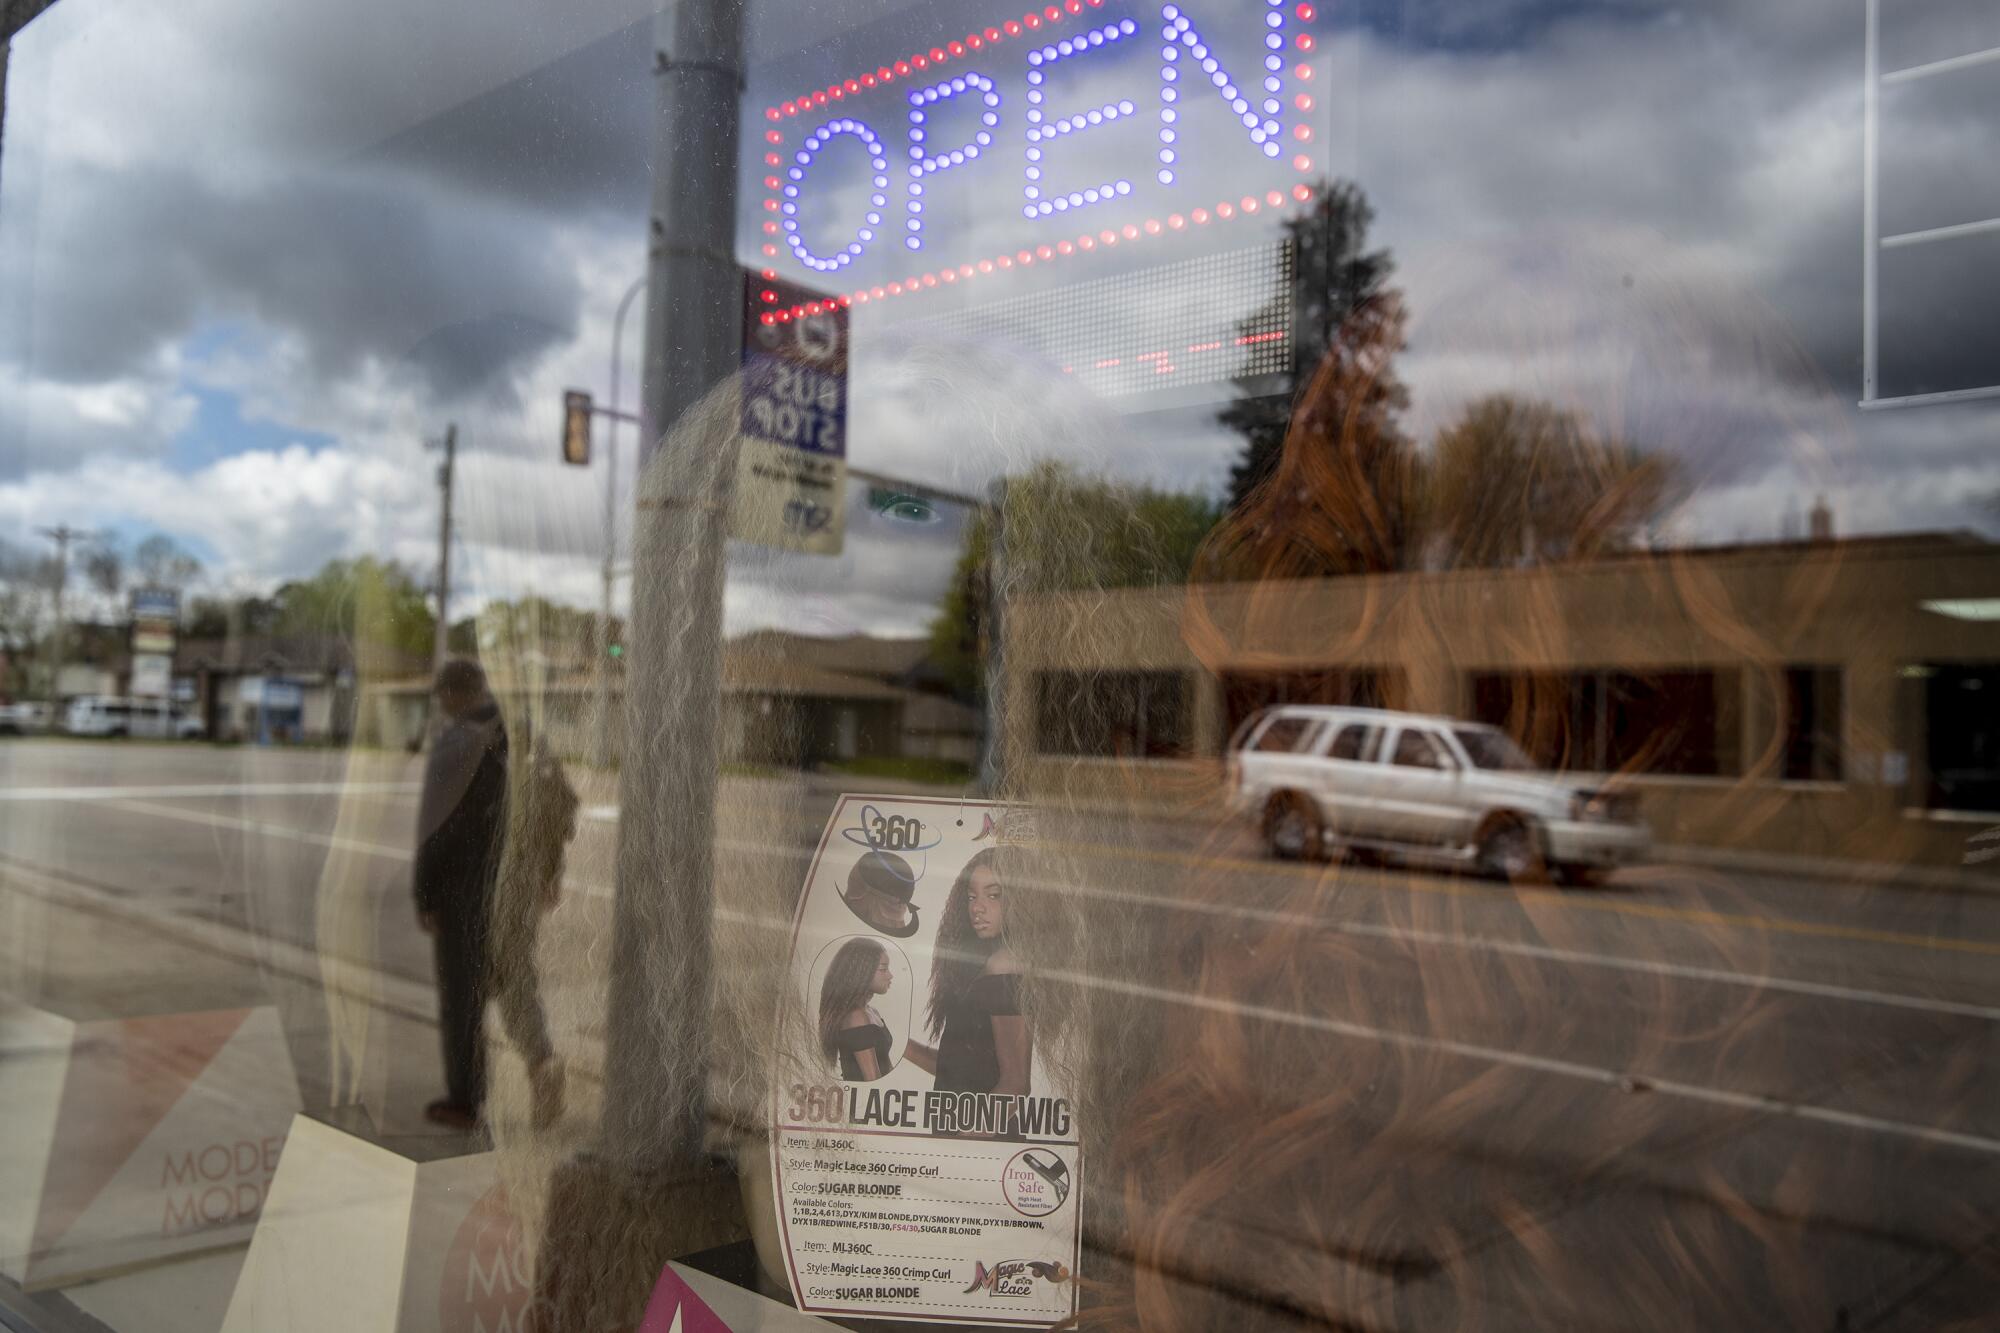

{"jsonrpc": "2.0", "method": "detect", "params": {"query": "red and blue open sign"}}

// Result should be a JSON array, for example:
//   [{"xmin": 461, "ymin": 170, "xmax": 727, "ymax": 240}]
[{"xmin": 754, "ymin": 0, "xmax": 1320, "ymax": 326}]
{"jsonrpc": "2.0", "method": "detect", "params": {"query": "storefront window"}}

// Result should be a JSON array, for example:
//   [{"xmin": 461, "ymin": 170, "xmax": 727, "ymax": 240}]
[{"xmin": 2, "ymin": 1, "xmax": 1997, "ymax": 1331}]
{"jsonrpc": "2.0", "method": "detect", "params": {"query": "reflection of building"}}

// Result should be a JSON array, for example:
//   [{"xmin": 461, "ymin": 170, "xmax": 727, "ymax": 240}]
[
  {"xmin": 1010, "ymin": 533, "xmax": 2000, "ymax": 870},
  {"xmin": 36, "ymin": 631, "xmax": 374, "ymax": 744},
  {"xmin": 178, "ymin": 636, "xmax": 386, "ymax": 744},
  {"xmin": 720, "ymin": 631, "xmax": 977, "ymax": 770},
  {"xmin": 358, "ymin": 631, "xmax": 981, "ymax": 771}
]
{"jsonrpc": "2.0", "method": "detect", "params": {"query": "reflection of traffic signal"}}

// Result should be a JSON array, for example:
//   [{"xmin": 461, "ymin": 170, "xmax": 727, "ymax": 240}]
[
  {"xmin": 608, "ymin": 644, "xmax": 624, "ymax": 659},
  {"xmin": 562, "ymin": 390, "xmax": 593, "ymax": 465}
]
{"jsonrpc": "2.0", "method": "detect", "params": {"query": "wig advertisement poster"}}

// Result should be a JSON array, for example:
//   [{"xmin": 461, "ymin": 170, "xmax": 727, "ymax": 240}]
[{"xmin": 769, "ymin": 795, "xmax": 1080, "ymax": 1327}]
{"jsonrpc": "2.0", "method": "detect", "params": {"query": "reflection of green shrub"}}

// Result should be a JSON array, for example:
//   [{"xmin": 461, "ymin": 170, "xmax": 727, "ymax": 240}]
[{"xmin": 822, "ymin": 756, "xmax": 975, "ymax": 786}]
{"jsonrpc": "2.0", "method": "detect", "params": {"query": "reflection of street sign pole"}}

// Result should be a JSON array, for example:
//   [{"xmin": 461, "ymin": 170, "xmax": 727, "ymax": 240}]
[{"xmin": 562, "ymin": 273, "xmax": 647, "ymax": 769}]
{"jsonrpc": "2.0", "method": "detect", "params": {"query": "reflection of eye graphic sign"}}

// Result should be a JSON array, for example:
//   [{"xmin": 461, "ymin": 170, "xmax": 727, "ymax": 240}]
[
  {"xmin": 751, "ymin": 0, "xmax": 1321, "ymax": 321},
  {"xmin": 868, "ymin": 488, "xmax": 941, "ymax": 524}
]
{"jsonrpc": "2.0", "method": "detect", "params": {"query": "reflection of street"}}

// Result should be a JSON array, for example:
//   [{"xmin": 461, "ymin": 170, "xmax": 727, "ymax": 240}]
[{"xmin": 4, "ymin": 740, "xmax": 1999, "ymax": 1321}]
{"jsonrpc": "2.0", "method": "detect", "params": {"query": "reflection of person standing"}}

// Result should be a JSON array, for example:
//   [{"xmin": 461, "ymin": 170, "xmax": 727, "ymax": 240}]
[
  {"xmin": 820, "ymin": 938, "xmax": 897, "ymax": 1081},
  {"xmin": 903, "ymin": 849, "xmax": 1028, "ymax": 1096},
  {"xmin": 412, "ymin": 659, "xmax": 508, "ymax": 1130}
]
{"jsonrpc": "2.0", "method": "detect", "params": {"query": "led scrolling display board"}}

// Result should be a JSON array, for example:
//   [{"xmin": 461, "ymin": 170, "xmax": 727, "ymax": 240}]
[{"xmin": 755, "ymin": 0, "xmax": 1322, "ymax": 327}]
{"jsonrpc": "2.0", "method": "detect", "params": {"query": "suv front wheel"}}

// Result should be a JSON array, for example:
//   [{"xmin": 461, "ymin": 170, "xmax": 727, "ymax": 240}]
[
  {"xmin": 1476, "ymin": 816, "xmax": 1547, "ymax": 884},
  {"xmin": 1264, "ymin": 793, "xmax": 1323, "ymax": 862}
]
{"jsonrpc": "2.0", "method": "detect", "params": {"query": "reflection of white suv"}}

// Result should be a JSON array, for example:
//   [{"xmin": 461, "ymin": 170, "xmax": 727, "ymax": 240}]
[{"xmin": 1228, "ymin": 705, "xmax": 1651, "ymax": 885}]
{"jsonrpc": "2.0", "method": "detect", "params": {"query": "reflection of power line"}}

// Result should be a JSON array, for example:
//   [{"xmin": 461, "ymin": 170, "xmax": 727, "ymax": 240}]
[{"xmin": 1860, "ymin": 0, "xmax": 2000, "ymax": 410}]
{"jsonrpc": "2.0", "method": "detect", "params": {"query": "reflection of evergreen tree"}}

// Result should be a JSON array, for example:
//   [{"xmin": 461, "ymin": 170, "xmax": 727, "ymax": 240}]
[
  {"xmin": 1222, "ymin": 181, "xmax": 1409, "ymax": 510},
  {"xmin": 1212, "ymin": 180, "xmax": 1421, "ymax": 577}
]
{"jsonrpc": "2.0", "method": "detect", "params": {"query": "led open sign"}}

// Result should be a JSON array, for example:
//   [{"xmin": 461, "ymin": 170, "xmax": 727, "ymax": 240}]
[{"xmin": 755, "ymin": 0, "xmax": 1319, "ymax": 325}]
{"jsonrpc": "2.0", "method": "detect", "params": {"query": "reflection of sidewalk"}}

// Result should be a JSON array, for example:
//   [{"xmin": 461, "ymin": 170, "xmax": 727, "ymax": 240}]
[
  {"xmin": 0, "ymin": 859, "xmax": 436, "ymax": 1026},
  {"xmin": 0, "ymin": 867, "xmax": 475, "ymax": 1333}
]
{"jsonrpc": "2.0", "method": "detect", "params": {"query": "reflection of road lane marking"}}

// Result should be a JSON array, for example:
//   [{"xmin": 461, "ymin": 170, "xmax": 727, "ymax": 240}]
[
  {"xmin": 0, "ymin": 781, "xmax": 419, "ymax": 801},
  {"xmin": 1031, "ymin": 835, "xmax": 2000, "ymax": 960},
  {"xmin": 35, "ymin": 806, "xmax": 2000, "ymax": 1157},
  {"xmin": 1042, "ymin": 966, "xmax": 2000, "ymax": 1158},
  {"xmin": 598, "ymin": 797, "xmax": 2000, "ymax": 959},
  {"xmin": 1025, "ymin": 872, "xmax": 2000, "ymax": 1024},
  {"xmin": 106, "ymin": 798, "xmax": 414, "ymax": 861},
  {"xmin": 93, "ymin": 798, "xmax": 2000, "ymax": 1020}
]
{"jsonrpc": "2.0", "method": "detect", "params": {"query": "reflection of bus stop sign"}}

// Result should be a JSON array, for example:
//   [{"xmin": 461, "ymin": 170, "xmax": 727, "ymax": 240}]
[{"xmin": 733, "ymin": 273, "xmax": 849, "ymax": 555}]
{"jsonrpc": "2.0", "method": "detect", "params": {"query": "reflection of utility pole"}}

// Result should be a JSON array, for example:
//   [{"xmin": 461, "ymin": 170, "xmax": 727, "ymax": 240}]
[
  {"xmin": 600, "ymin": 0, "xmax": 746, "ymax": 1171},
  {"xmin": 36, "ymin": 522, "xmax": 79, "ymax": 702},
  {"xmin": 428, "ymin": 423, "xmax": 458, "ymax": 671},
  {"xmin": 595, "ymin": 277, "xmax": 648, "ymax": 769}
]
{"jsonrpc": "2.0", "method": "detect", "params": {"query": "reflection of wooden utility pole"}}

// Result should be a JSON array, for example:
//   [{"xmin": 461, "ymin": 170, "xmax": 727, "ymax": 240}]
[
  {"xmin": 36, "ymin": 522, "xmax": 80, "ymax": 702},
  {"xmin": 427, "ymin": 423, "xmax": 458, "ymax": 672}
]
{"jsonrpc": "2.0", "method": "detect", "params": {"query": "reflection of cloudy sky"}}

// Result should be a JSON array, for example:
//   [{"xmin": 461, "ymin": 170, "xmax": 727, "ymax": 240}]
[{"xmin": 1, "ymin": 0, "xmax": 1996, "ymax": 636}]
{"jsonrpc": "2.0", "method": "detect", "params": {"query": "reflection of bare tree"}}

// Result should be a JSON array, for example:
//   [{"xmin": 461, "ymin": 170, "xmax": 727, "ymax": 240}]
[
  {"xmin": 1427, "ymin": 394, "xmax": 1679, "ymax": 568},
  {"xmin": 133, "ymin": 533, "xmax": 204, "ymax": 592}
]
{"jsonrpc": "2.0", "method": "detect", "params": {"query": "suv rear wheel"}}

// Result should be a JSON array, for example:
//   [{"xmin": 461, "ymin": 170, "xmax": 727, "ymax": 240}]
[
  {"xmin": 1477, "ymin": 816, "xmax": 1546, "ymax": 884},
  {"xmin": 1264, "ymin": 793, "xmax": 1323, "ymax": 861}
]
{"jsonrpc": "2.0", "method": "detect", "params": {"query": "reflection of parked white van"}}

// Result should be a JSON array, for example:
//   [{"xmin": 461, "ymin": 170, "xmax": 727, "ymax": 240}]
[
  {"xmin": 0, "ymin": 701, "xmax": 53, "ymax": 734},
  {"xmin": 63, "ymin": 696, "xmax": 203, "ymax": 739}
]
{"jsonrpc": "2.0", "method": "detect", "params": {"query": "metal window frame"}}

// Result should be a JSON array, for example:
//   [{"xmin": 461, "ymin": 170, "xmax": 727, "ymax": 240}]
[{"xmin": 1860, "ymin": 0, "xmax": 2000, "ymax": 409}]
